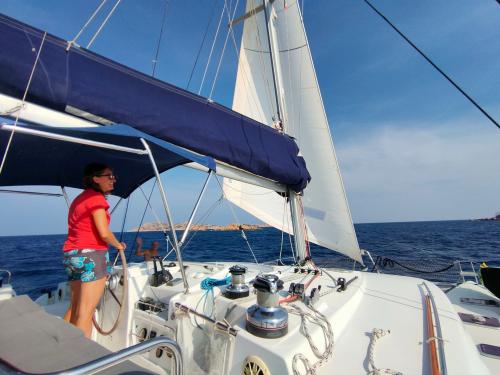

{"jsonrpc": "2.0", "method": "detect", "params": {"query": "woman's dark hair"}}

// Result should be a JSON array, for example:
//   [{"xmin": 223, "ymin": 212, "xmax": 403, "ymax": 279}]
[{"xmin": 83, "ymin": 162, "xmax": 110, "ymax": 192}]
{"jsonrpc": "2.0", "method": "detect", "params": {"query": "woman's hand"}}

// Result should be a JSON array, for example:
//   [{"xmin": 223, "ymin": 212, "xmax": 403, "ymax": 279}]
[{"xmin": 117, "ymin": 242, "xmax": 127, "ymax": 252}]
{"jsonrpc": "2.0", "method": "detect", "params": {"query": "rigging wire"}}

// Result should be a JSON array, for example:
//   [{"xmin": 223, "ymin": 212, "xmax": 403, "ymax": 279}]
[
  {"xmin": 226, "ymin": 0, "xmax": 271, "ymax": 124},
  {"xmin": 262, "ymin": 0, "xmax": 283, "ymax": 123},
  {"xmin": 208, "ymin": 0, "xmax": 240, "ymax": 99},
  {"xmin": 174, "ymin": 196, "xmax": 224, "ymax": 254},
  {"xmin": 186, "ymin": 0, "xmax": 219, "ymax": 90},
  {"xmin": 87, "ymin": 0, "xmax": 122, "ymax": 49},
  {"xmin": 214, "ymin": 175, "xmax": 259, "ymax": 265},
  {"xmin": 152, "ymin": 0, "xmax": 170, "ymax": 78},
  {"xmin": 198, "ymin": 2, "xmax": 227, "ymax": 95},
  {"xmin": 0, "ymin": 32, "xmax": 47, "ymax": 177},
  {"xmin": 118, "ymin": 197, "xmax": 130, "ymax": 242},
  {"xmin": 67, "ymin": 0, "xmax": 107, "ymax": 49},
  {"xmin": 126, "ymin": 181, "xmax": 158, "ymax": 261},
  {"xmin": 250, "ymin": 0, "xmax": 280, "ymax": 123},
  {"xmin": 363, "ymin": 0, "xmax": 499, "ymax": 130}
]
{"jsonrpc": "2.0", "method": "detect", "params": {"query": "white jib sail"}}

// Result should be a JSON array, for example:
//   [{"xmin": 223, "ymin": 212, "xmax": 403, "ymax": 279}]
[{"xmin": 224, "ymin": 0, "xmax": 362, "ymax": 262}]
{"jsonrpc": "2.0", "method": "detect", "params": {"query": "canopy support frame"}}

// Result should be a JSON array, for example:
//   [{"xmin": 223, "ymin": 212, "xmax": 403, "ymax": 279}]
[
  {"xmin": 140, "ymin": 138, "xmax": 189, "ymax": 293},
  {"xmin": 61, "ymin": 186, "xmax": 70, "ymax": 207},
  {"xmin": 179, "ymin": 170, "xmax": 213, "ymax": 248}
]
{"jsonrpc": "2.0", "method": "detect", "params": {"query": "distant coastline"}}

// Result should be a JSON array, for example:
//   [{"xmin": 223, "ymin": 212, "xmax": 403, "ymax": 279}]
[
  {"xmin": 130, "ymin": 222, "xmax": 269, "ymax": 232},
  {"xmin": 477, "ymin": 214, "xmax": 500, "ymax": 221}
]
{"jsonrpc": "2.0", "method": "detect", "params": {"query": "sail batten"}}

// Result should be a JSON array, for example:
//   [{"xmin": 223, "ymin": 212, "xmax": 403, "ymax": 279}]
[{"xmin": 225, "ymin": 1, "xmax": 362, "ymax": 262}]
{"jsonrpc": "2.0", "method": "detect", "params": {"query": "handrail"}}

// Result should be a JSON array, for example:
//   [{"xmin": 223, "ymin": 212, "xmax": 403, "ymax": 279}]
[
  {"xmin": 425, "ymin": 295, "xmax": 441, "ymax": 375},
  {"xmin": 175, "ymin": 302, "xmax": 238, "ymax": 336},
  {"xmin": 57, "ymin": 336, "xmax": 182, "ymax": 375},
  {"xmin": 422, "ymin": 282, "xmax": 446, "ymax": 375},
  {"xmin": 0, "ymin": 269, "xmax": 12, "ymax": 284}
]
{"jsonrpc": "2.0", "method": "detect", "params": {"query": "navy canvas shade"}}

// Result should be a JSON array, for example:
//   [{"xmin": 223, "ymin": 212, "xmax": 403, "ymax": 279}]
[
  {"xmin": 0, "ymin": 123, "xmax": 215, "ymax": 198},
  {"xmin": 0, "ymin": 14, "xmax": 310, "ymax": 192}
]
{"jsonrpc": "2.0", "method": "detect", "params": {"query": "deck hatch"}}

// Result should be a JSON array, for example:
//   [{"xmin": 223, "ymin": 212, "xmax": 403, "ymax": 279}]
[{"xmin": 458, "ymin": 312, "xmax": 499, "ymax": 328}]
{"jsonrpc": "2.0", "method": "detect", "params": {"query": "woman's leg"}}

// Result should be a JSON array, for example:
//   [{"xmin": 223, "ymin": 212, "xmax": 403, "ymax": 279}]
[
  {"xmin": 64, "ymin": 280, "xmax": 81, "ymax": 323},
  {"xmin": 73, "ymin": 277, "xmax": 107, "ymax": 338}
]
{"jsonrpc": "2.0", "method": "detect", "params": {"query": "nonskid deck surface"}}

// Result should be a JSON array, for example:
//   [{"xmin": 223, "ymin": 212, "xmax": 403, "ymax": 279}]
[
  {"xmin": 0, "ymin": 295, "xmax": 158, "ymax": 374},
  {"xmin": 110, "ymin": 260, "xmax": 491, "ymax": 375}
]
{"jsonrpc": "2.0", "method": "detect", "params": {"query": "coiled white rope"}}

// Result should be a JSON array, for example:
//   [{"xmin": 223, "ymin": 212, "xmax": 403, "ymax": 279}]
[
  {"xmin": 368, "ymin": 328, "xmax": 403, "ymax": 375},
  {"xmin": 286, "ymin": 303, "xmax": 334, "ymax": 375}
]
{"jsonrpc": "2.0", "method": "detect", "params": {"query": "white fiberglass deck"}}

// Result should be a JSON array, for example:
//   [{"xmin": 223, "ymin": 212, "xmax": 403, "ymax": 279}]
[{"xmin": 36, "ymin": 261, "xmax": 492, "ymax": 375}]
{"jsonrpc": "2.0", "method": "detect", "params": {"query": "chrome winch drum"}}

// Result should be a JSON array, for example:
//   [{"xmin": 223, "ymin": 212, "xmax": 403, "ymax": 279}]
[
  {"xmin": 246, "ymin": 274, "xmax": 288, "ymax": 339},
  {"xmin": 224, "ymin": 265, "xmax": 250, "ymax": 299}
]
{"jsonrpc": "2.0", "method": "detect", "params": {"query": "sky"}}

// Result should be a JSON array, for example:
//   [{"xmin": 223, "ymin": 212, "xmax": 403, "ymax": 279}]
[{"xmin": 0, "ymin": 0, "xmax": 499, "ymax": 236}]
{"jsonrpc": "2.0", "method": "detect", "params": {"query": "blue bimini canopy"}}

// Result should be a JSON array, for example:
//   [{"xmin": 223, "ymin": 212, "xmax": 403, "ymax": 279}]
[
  {"xmin": 0, "ymin": 123, "xmax": 215, "ymax": 198},
  {"xmin": 0, "ymin": 13, "xmax": 310, "ymax": 192}
]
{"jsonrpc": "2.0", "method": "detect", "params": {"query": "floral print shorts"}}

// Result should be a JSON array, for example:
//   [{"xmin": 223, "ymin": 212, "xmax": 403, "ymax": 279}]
[{"xmin": 63, "ymin": 249, "xmax": 112, "ymax": 282}]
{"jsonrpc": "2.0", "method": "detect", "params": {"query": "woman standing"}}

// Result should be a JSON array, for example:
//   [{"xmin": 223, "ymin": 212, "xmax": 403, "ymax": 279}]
[{"xmin": 62, "ymin": 163, "xmax": 126, "ymax": 338}]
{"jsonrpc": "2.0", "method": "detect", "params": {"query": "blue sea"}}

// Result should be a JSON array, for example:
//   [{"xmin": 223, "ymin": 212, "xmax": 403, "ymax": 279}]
[{"xmin": 1, "ymin": 220, "xmax": 499, "ymax": 298}]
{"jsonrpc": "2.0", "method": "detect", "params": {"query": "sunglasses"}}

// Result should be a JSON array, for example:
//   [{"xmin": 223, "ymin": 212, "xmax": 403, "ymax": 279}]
[{"xmin": 96, "ymin": 173, "xmax": 117, "ymax": 180}]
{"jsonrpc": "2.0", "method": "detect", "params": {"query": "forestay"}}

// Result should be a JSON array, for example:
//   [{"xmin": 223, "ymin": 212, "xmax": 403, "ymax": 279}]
[
  {"xmin": 224, "ymin": 1, "xmax": 362, "ymax": 262},
  {"xmin": 0, "ymin": 13, "xmax": 310, "ymax": 192}
]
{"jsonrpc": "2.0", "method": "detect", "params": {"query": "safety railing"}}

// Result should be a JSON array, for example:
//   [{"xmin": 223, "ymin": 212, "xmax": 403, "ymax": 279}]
[
  {"xmin": 60, "ymin": 336, "xmax": 182, "ymax": 375},
  {"xmin": 0, "ymin": 269, "xmax": 12, "ymax": 285},
  {"xmin": 0, "ymin": 336, "xmax": 182, "ymax": 375}
]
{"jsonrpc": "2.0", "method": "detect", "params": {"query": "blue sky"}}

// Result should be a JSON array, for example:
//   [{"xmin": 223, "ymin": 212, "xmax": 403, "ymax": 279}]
[{"xmin": 0, "ymin": 0, "xmax": 499, "ymax": 235}]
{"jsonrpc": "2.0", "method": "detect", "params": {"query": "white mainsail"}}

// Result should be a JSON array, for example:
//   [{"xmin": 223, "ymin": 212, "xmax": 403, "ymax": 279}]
[{"xmin": 224, "ymin": 0, "xmax": 362, "ymax": 262}]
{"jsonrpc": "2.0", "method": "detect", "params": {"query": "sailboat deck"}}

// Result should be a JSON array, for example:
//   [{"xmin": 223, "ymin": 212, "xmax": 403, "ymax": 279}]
[{"xmin": 117, "ymin": 261, "xmax": 491, "ymax": 374}]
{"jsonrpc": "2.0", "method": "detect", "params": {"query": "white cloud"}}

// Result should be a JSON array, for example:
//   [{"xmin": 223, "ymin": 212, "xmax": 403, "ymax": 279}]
[{"xmin": 337, "ymin": 120, "xmax": 500, "ymax": 223}]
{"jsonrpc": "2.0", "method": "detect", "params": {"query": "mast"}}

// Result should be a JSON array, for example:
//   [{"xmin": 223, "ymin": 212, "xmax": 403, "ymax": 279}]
[{"xmin": 263, "ymin": 0, "xmax": 308, "ymax": 263}]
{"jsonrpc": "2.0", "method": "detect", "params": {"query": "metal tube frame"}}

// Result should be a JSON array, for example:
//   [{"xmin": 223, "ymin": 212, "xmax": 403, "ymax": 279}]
[
  {"xmin": 175, "ymin": 302, "xmax": 237, "ymax": 337},
  {"xmin": 61, "ymin": 186, "xmax": 70, "ymax": 207},
  {"xmin": 0, "ymin": 269, "xmax": 12, "ymax": 284},
  {"xmin": 179, "ymin": 170, "xmax": 212, "ymax": 247},
  {"xmin": 289, "ymin": 190, "xmax": 307, "ymax": 264},
  {"xmin": 140, "ymin": 138, "xmax": 189, "ymax": 293},
  {"xmin": 46, "ymin": 336, "xmax": 182, "ymax": 375},
  {"xmin": 0, "ymin": 189, "xmax": 63, "ymax": 197},
  {"xmin": 0, "ymin": 123, "xmax": 147, "ymax": 155}
]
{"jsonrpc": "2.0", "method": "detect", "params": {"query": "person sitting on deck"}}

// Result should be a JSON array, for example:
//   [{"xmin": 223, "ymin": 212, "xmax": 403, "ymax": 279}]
[{"xmin": 135, "ymin": 237, "xmax": 159, "ymax": 261}]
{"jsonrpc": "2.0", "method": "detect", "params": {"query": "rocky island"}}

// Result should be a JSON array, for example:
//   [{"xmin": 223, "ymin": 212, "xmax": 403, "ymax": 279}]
[
  {"xmin": 477, "ymin": 214, "xmax": 500, "ymax": 221},
  {"xmin": 130, "ymin": 222, "xmax": 269, "ymax": 232}
]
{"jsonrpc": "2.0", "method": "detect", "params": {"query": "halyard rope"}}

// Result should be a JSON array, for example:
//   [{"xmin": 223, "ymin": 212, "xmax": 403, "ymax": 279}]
[
  {"xmin": 286, "ymin": 303, "xmax": 334, "ymax": 375},
  {"xmin": 0, "ymin": 32, "xmax": 47, "ymax": 177},
  {"xmin": 368, "ymin": 328, "xmax": 403, "ymax": 375}
]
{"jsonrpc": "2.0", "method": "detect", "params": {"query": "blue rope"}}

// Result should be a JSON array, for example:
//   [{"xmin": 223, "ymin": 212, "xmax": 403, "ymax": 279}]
[
  {"xmin": 200, "ymin": 276, "xmax": 231, "ymax": 291},
  {"xmin": 193, "ymin": 276, "xmax": 231, "ymax": 321}
]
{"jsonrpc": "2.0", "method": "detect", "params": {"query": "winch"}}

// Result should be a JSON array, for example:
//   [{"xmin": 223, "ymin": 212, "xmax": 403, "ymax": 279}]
[
  {"xmin": 246, "ymin": 274, "xmax": 288, "ymax": 339},
  {"xmin": 224, "ymin": 265, "xmax": 250, "ymax": 299}
]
